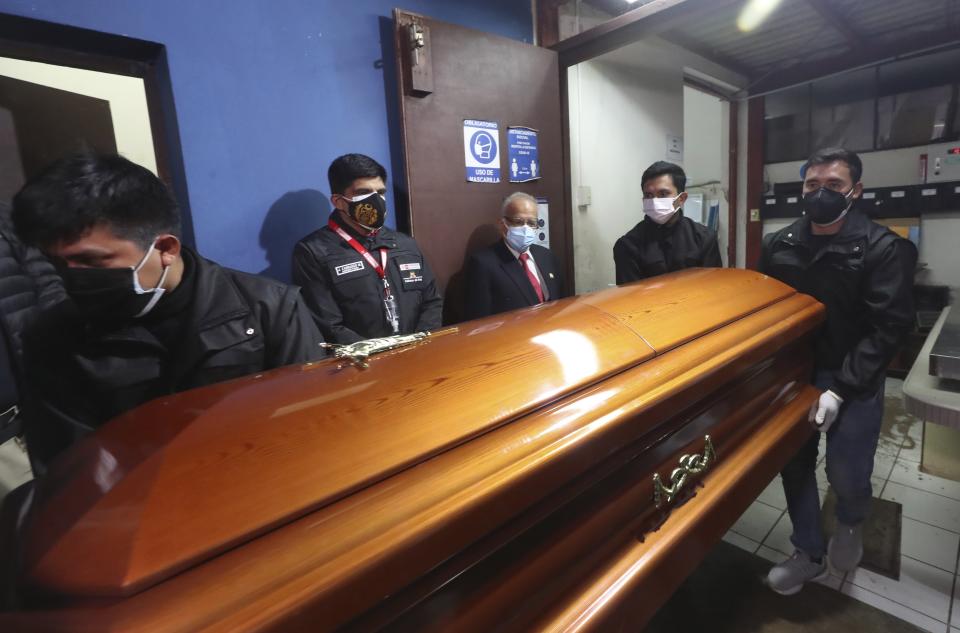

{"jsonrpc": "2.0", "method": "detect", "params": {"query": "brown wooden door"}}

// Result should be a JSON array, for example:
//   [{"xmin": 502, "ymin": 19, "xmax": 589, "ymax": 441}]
[{"xmin": 393, "ymin": 10, "xmax": 566, "ymax": 325}]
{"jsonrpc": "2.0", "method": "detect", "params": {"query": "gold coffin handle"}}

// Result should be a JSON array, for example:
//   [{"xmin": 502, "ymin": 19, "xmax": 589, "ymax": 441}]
[{"xmin": 653, "ymin": 435, "xmax": 717, "ymax": 509}]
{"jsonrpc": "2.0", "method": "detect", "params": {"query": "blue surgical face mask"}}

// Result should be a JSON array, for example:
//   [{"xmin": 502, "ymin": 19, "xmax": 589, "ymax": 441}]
[{"xmin": 505, "ymin": 225, "xmax": 537, "ymax": 253}]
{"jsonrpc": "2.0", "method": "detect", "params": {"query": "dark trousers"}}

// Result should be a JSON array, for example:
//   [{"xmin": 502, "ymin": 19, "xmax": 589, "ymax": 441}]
[{"xmin": 781, "ymin": 370, "xmax": 884, "ymax": 557}]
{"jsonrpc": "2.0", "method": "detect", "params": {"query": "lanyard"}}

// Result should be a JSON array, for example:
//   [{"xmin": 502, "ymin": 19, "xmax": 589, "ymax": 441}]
[
  {"xmin": 329, "ymin": 219, "xmax": 400, "ymax": 333},
  {"xmin": 329, "ymin": 219, "xmax": 388, "ymax": 280}
]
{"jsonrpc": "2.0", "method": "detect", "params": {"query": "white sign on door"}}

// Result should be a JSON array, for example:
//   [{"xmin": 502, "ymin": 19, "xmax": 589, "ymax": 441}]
[{"xmin": 463, "ymin": 119, "xmax": 500, "ymax": 183}]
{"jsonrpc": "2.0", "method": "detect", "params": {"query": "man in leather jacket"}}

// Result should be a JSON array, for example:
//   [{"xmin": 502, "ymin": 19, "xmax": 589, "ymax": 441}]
[
  {"xmin": 12, "ymin": 152, "xmax": 326, "ymax": 472},
  {"xmin": 760, "ymin": 147, "xmax": 916, "ymax": 595}
]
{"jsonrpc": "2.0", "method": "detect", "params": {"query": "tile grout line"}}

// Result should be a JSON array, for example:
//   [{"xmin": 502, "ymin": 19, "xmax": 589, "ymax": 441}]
[
  {"xmin": 756, "ymin": 508, "xmax": 788, "ymax": 556},
  {"xmin": 947, "ymin": 529, "xmax": 960, "ymax": 631},
  {"xmin": 881, "ymin": 389, "xmax": 947, "ymax": 631},
  {"xmin": 900, "ymin": 514, "xmax": 960, "ymax": 537},
  {"xmin": 843, "ymin": 579, "xmax": 952, "ymax": 627},
  {"xmin": 726, "ymin": 526, "xmax": 761, "ymax": 550},
  {"xmin": 899, "ymin": 552, "xmax": 959, "ymax": 575},
  {"xmin": 844, "ymin": 552, "xmax": 957, "ymax": 595},
  {"xmin": 887, "ymin": 477, "xmax": 960, "ymax": 504},
  {"xmin": 848, "ymin": 422, "xmax": 946, "ymax": 624},
  {"xmin": 753, "ymin": 498, "xmax": 784, "ymax": 511},
  {"xmin": 865, "ymin": 418, "xmax": 955, "ymax": 630},
  {"xmin": 873, "ymin": 431, "xmax": 901, "ymax": 508},
  {"xmin": 893, "ymin": 421, "xmax": 954, "ymax": 631}
]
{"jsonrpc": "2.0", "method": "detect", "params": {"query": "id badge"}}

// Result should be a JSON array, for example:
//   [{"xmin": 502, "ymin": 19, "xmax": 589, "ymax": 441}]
[{"xmin": 383, "ymin": 279, "xmax": 400, "ymax": 334}]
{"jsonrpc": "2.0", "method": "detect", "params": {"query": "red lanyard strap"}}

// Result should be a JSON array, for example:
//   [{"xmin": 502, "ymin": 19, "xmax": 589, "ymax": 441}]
[{"xmin": 329, "ymin": 219, "xmax": 388, "ymax": 279}]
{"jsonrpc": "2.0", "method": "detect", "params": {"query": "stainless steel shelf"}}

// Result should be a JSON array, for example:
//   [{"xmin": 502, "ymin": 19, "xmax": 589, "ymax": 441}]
[
  {"xmin": 904, "ymin": 307, "xmax": 960, "ymax": 428},
  {"xmin": 931, "ymin": 305, "xmax": 960, "ymax": 380}
]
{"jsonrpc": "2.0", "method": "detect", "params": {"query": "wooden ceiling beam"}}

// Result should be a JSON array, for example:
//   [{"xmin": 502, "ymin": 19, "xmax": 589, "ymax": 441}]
[
  {"xmin": 551, "ymin": 0, "xmax": 744, "ymax": 67},
  {"xmin": 582, "ymin": 0, "xmax": 630, "ymax": 18}
]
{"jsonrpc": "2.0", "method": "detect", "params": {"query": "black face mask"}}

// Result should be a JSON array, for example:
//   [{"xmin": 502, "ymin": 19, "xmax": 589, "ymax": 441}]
[
  {"xmin": 802, "ymin": 187, "xmax": 855, "ymax": 225},
  {"xmin": 61, "ymin": 243, "xmax": 170, "ymax": 319},
  {"xmin": 344, "ymin": 192, "xmax": 387, "ymax": 230}
]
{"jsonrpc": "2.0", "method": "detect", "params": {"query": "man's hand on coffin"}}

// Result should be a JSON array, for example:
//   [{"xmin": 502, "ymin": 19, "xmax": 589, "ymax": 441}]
[{"xmin": 808, "ymin": 390, "xmax": 843, "ymax": 432}]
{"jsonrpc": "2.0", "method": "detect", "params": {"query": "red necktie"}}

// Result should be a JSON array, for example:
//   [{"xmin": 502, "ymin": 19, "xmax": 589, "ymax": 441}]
[{"xmin": 519, "ymin": 252, "xmax": 544, "ymax": 303}]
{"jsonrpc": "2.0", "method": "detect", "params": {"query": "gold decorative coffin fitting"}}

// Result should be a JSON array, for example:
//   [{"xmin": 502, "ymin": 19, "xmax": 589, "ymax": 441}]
[
  {"xmin": 653, "ymin": 435, "xmax": 716, "ymax": 508},
  {"xmin": 1, "ymin": 269, "xmax": 824, "ymax": 633}
]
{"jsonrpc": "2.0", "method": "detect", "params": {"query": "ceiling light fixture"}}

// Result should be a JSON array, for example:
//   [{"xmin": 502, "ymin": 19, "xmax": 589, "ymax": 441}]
[{"xmin": 737, "ymin": 0, "xmax": 782, "ymax": 32}]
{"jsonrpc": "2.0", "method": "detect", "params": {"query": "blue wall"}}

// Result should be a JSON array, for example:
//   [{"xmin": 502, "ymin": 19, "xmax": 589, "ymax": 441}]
[{"xmin": 0, "ymin": 1, "xmax": 532, "ymax": 279}]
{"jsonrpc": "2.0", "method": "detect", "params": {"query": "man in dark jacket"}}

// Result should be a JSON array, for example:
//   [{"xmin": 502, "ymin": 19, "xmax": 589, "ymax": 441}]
[
  {"xmin": 760, "ymin": 148, "xmax": 916, "ymax": 595},
  {"xmin": 292, "ymin": 154, "xmax": 442, "ymax": 343},
  {"xmin": 613, "ymin": 161, "xmax": 722, "ymax": 284},
  {"xmin": 12, "ymin": 152, "xmax": 325, "ymax": 472},
  {"xmin": 0, "ymin": 205, "xmax": 65, "ymax": 496},
  {"xmin": 464, "ymin": 192, "xmax": 565, "ymax": 319}
]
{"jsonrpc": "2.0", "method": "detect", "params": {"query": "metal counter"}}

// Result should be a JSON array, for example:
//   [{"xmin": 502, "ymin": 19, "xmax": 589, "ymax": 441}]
[
  {"xmin": 904, "ymin": 307, "xmax": 960, "ymax": 428},
  {"xmin": 931, "ymin": 305, "xmax": 960, "ymax": 380}
]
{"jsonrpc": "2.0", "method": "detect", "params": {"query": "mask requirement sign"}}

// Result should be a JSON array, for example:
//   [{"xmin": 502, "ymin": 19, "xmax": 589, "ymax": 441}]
[{"xmin": 464, "ymin": 119, "xmax": 500, "ymax": 183}]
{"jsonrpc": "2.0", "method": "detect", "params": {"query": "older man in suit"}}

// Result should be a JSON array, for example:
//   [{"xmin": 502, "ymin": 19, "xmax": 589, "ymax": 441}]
[{"xmin": 465, "ymin": 192, "xmax": 564, "ymax": 320}]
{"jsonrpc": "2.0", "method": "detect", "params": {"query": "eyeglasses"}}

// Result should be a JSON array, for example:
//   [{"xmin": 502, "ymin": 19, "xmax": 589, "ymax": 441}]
[{"xmin": 503, "ymin": 216, "xmax": 539, "ymax": 229}]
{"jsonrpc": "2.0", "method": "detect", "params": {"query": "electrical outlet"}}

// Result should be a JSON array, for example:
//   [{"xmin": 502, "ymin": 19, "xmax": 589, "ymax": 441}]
[{"xmin": 577, "ymin": 186, "xmax": 592, "ymax": 207}]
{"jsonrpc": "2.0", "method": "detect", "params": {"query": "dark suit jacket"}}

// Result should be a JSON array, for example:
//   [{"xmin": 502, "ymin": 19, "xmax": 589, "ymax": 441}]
[{"xmin": 464, "ymin": 241, "xmax": 565, "ymax": 320}]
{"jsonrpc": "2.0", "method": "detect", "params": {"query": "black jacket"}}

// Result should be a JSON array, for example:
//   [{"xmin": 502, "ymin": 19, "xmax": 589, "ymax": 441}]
[
  {"xmin": 292, "ymin": 213, "xmax": 443, "ymax": 344},
  {"xmin": 21, "ymin": 249, "xmax": 325, "ymax": 470},
  {"xmin": 613, "ymin": 212, "xmax": 722, "ymax": 284},
  {"xmin": 760, "ymin": 210, "xmax": 916, "ymax": 401},
  {"xmin": 0, "ymin": 206, "xmax": 65, "ymax": 411},
  {"xmin": 464, "ymin": 241, "xmax": 565, "ymax": 320}
]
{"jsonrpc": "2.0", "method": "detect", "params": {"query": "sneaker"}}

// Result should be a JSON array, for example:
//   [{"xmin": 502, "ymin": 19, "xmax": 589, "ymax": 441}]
[
  {"xmin": 766, "ymin": 550, "xmax": 828, "ymax": 595},
  {"xmin": 828, "ymin": 523, "xmax": 863, "ymax": 572}
]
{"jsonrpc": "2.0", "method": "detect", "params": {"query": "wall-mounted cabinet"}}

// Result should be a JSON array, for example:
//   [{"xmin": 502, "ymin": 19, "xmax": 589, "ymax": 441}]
[{"xmin": 760, "ymin": 181, "xmax": 960, "ymax": 220}]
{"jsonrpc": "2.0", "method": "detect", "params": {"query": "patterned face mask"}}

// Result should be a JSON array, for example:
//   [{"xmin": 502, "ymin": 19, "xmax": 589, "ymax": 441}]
[{"xmin": 343, "ymin": 192, "xmax": 387, "ymax": 230}]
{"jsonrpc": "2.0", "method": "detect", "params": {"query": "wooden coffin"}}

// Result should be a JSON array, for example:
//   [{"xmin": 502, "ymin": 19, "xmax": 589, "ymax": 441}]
[{"xmin": 1, "ymin": 268, "xmax": 824, "ymax": 632}]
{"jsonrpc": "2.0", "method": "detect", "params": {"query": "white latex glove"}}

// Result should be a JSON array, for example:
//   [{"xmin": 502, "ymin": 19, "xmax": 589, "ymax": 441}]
[{"xmin": 808, "ymin": 390, "xmax": 843, "ymax": 432}]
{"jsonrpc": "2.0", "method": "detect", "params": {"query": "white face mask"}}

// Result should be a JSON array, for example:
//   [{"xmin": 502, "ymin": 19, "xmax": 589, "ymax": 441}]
[
  {"xmin": 131, "ymin": 239, "xmax": 170, "ymax": 318},
  {"xmin": 642, "ymin": 195, "xmax": 681, "ymax": 224}
]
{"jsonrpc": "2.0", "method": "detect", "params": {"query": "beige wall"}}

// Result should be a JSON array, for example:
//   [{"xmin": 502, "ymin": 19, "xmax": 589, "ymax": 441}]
[
  {"xmin": 0, "ymin": 56, "xmax": 157, "ymax": 174},
  {"xmin": 568, "ymin": 38, "xmax": 745, "ymax": 293},
  {"xmin": 683, "ymin": 85, "xmax": 729, "ymax": 266}
]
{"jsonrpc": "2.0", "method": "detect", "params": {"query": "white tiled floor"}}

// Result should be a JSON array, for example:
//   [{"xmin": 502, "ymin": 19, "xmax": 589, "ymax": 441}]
[{"xmin": 722, "ymin": 378, "xmax": 960, "ymax": 633}]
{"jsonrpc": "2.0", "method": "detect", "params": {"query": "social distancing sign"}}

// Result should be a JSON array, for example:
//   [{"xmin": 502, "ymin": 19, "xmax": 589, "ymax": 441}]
[
  {"xmin": 463, "ymin": 119, "xmax": 500, "ymax": 183},
  {"xmin": 508, "ymin": 126, "xmax": 540, "ymax": 182}
]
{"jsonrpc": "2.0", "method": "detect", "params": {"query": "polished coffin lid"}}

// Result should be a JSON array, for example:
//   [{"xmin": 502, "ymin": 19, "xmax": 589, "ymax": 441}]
[{"xmin": 20, "ymin": 268, "xmax": 798, "ymax": 597}]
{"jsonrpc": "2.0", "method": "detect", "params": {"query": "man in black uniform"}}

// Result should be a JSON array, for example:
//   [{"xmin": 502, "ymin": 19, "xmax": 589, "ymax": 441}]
[
  {"xmin": 613, "ymin": 161, "xmax": 722, "ymax": 284},
  {"xmin": 464, "ymin": 192, "xmax": 565, "ymax": 319},
  {"xmin": 292, "ymin": 154, "xmax": 442, "ymax": 343},
  {"xmin": 12, "ymin": 152, "xmax": 325, "ymax": 472},
  {"xmin": 761, "ymin": 148, "xmax": 916, "ymax": 595}
]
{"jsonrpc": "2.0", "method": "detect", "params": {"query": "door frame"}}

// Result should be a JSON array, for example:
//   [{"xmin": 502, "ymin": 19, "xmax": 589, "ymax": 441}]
[
  {"xmin": 0, "ymin": 13, "xmax": 195, "ymax": 247},
  {"xmin": 540, "ymin": 0, "xmax": 744, "ymax": 286}
]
